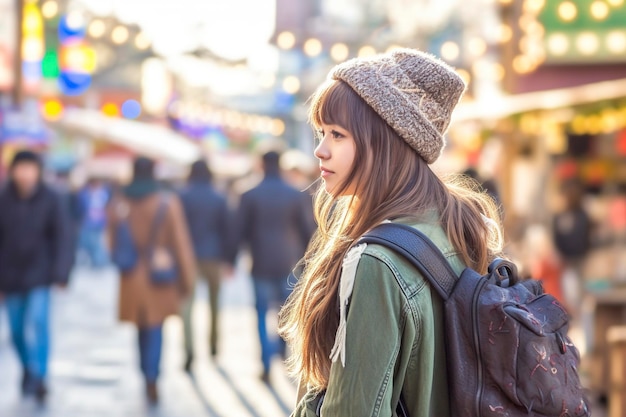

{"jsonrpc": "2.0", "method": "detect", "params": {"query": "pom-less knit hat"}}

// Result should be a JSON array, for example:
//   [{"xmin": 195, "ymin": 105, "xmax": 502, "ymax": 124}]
[{"xmin": 330, "ymin": 48, "xmax": 466, "ymax": 164}]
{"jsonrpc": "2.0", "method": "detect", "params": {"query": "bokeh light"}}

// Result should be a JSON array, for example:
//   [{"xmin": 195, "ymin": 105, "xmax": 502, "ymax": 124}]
[
  {"xmin": 111, "ymin": 26, "xmax": 129, "ymax": 45},
  {"xmin": 330, "ymin": 43, "xmax": 349, "ymax": 62},
  {"xmin": 557, "ymin": 1, "xmax": 578, "ymax": 22},
  {"xmin": 358, "ymin": 45, "xmax": 376, "ymax": 57},
  {"xmin": 88, "ymin": 19, "xmax": 106, "ymax": 38},
  {"xmin": 303, "ymin": 38, "xmax": 322, "ymax": 57},
  {"xmin": 441, "ymin": 41, "xmax": 460, "ymax": 61},
  {"xmin": 121, "ymin": 100, "xmax": 142, "ymax": 119},
  {"xmin": 282, "ymin": 76, "xmax": 300, "ymax": 94},
  {"xmin": 590, "ymin": 1, "xmax": 610, "ymax": 20},
  {"xmin": 276, "ymin": 31, "xmax": 296, "ymax": 50},
  {"xmin": 101, "ymin": 102, "xmax": 120, "ymax": 117},
  {"xmin": 41, "ymin": 1, "xmax": 58, "ymax": 19}
]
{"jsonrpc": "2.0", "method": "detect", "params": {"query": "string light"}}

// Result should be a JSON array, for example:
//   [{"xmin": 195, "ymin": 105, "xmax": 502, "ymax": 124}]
[
  {"xmin": 88, "ymin": 20, "xmax": 106, "ymax": 38},
  {"xmin": 277, "ymin": 31, "xmax": 296, "ymax": 50},
  {"xmin": 590, "ymin": 1, "xmax": 610, "ymax": 20},
  {"xmin": 606, "ymin": 30, "xmax": 626, "ymax": 54},
  {"xmin": 557, "ymin": 1, "xmax": 577, "ymax": 22},
  {"xmin": 111, "ymin": 26, "xmax": 129, "ymax": 45},
  {"xmin": 576, "ymin": 32, "xmax": 599, "ymax": 55},
  {"xmin": 303, "ymin": 38, "xmax": 322, "ymax": 57},
  {"xmin": 41, "ymin": 1, "xmax": 58, "ymax": 19},
  {"xmin": 330, "ymin": 43, "xmax": 349, "ymax": 62},
  {"xmin": 547, "ymin": 32, "xmax": 569, "ymax": 56}
]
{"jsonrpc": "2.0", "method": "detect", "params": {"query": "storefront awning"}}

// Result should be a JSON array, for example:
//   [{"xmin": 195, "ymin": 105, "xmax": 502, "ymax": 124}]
[
  {"xmin": 453, "ymin": 77, "xmax": 626, "ymax": 122},
  {"xmin": 59, "ymin": 108, "xmax": 202, "ymax": 165}
]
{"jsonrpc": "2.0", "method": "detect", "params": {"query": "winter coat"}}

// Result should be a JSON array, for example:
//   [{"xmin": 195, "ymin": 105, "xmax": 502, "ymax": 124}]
[
  {"xmin": 233, "ymin": 174, "xmax": 315, "ymax": 280},
  {"xmin": 178, "ymin": 182, "xmax": 229, "ymax": 262},
  {"xmin": 0, "ymin": 182, "xmax": 74, "ymax": 293},
  {"xmin": 107, "ymin": 189, "xmax": 196, "ymax": 326}
]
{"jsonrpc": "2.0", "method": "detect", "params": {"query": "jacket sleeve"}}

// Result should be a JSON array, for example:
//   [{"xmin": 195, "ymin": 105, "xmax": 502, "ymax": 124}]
[
  {"xmin": 294, "ymin": 253, "xmax": 408, "ymax": 417},
  {"xmin": 228, "ymin": 192, "xmax": 252, "ymax": 264},
  {"xmin": 50, "ymin": 191, "xmax": 75, "ymax": 285},
  {"xmin": 167, "ymin": 194, "xmax": 197, "ymax": 296}
]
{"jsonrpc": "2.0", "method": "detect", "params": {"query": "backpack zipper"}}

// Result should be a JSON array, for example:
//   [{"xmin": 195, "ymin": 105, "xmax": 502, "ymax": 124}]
[{"xmin": 472, "ymin": 278, "xmax": 488, "ymax": 417}]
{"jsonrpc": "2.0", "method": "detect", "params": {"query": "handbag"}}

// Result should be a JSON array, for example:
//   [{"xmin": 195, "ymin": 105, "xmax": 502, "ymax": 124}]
[{"xmin": 146, "ymin": 194, "xmax": 178, "ymax": 285}]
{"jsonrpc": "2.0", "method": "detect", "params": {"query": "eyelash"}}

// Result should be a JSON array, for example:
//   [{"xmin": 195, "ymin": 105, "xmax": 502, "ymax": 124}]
[{"xmin": 317, "ymin": 129, "xmax": 344, "ymax": 140}]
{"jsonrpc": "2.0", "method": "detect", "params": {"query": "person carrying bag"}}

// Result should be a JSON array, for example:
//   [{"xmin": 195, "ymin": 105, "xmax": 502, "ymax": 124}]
[{"xmin": 107, "ymin": 156, "xmax": 196, "ymax": 405}]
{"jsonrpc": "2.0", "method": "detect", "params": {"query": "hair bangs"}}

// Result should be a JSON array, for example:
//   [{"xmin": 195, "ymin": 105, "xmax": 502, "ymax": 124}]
[{"xmin": 309, "ymin": 80, "xmax": 356, "ymax": 131}]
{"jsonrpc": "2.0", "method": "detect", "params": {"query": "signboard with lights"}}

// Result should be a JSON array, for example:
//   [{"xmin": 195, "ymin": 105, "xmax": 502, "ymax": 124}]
[{"xmin": 539, "ymin": 0, "xmax": 626, "ymax": 63}]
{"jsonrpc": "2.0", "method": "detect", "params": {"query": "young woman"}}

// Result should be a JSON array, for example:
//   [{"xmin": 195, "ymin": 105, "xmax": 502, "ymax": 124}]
[{"xmin": 279, "ymin": 49, "xmax": 503, "ymax": 416}]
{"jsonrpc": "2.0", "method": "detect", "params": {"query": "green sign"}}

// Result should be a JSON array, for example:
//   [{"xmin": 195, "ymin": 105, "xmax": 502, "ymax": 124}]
[{"xmin": 539, "ymin": 0, "xmax": 626, "ymax": 63}]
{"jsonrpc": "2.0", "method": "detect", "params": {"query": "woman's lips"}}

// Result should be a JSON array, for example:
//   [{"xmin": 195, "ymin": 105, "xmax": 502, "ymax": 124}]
[{"xmin": 320, "ymin": 167, "xmax": 334, "ymax": 177}]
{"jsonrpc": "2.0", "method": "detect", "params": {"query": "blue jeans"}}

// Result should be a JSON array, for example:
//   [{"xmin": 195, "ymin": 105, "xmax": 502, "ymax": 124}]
[
  {"xmin": 138, "ymin": 325, "xmax": 163, "ymax": 383},
  {"xmin": 79, "ymin": 225, "xmax": 108, "ymax": 268},
  {"xmin": 5, "ymin": 287, "xmax": 51, "ymax": 381},
  {"xmin": 253, "ymin": 278, "xmax": 292, "ymax": 373}
]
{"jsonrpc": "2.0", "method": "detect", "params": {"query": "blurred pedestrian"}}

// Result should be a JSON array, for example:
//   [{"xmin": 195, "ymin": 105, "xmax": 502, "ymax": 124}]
[
  {"xmin": 0, "ymin": 150, "xmax": 74, "ymax": 403},
  {"xmin": 232, "ymin": 151, "xmax": 315, "ymax": 383},
  {"xmin": 178, "ymin": 159, "xmax": 230, "ymax": 371},
  {"xmin": 279, "ymin": 49, "xmax": 502, "ymax": 415},
  {"xmin": 106, "ymin": 156, "xmax": 195, "ymax": 404},
  {"xmin": 77, "ymin": 178, "xmax": 111, "ymax": 269},
  {"xmin": 552, "ymin": 179, "xmax": 592, "ymax": 316}
]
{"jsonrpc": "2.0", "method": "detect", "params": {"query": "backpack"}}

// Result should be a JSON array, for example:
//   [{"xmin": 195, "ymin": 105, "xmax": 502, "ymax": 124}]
[
  {"xmin": 360, "ymin": 223, "xmax": 590, "ymax": 417},
  {"xmin": 111, "ymin": 194, "xmax": 178, "ymax": 285}
]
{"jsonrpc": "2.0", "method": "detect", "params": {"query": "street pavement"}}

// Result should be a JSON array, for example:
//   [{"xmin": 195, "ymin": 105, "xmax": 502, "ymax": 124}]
[{"xmin": 0, "ymin": 266, "xmax": 297, "ymax": 417}]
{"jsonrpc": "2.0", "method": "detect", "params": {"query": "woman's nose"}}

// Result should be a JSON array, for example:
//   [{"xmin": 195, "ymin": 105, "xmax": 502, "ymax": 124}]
[{"xmin": 314, "ymin": 137, "xmax": 330, "ymax": 160}]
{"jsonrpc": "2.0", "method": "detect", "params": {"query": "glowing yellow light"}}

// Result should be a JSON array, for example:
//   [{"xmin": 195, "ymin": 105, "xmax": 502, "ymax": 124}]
[
  {"xmin": 41, "ymin": 1, "xmax": 58, "ymax": 19},
  {"xmin": 468, "ymin": 38, "xmax": 487, "ymax": 57},
  {"xmin": 576, "ymin": 32, "xmax": 599, "ymax": 55},
  {"xmin": 606, "ymin": 30, "xmax": 626, "ymax": 54},
  {"xmin": 111, "ymin": 26, "xmax": 129, "ymax": 45},
  {"xmin": 61, "ymin": 44, "xmax": 97, "ymax": 73},
  {"xmin": 513, "ymin": 55, "xmax": 533, "ymax": 73},
  {"xmin": 41, "ymin": 99, "xmax": 63, "ymax": 121},
  {"xmin": 277, "ymin": 31, "xmax": 296, "ymax": 50},
  {"xmin": 22, "ymin": 38, "xmax": 44, "ymax": 61},
  {"xmin": 590, "ymin": 1, "xmax": 610, "ymax": 20},
  {"xmin": 547, "ymin": 32, "xmax": 569, "ymax": 56},
  {"xmin": 22, "ymin": 3, "xmax": 43, "ymax": 37},
  {"xmin": 303, "ymin": 38, "xmax": 322, "ymax": 57},
  {"xmin": 607, "ymin": 0, "xmax": 624, "ymax": 5},
  {"xmin": 101, "ymin": 103, "xmax": 120, "ymax": 117},
  {"xmin": 499, "ymin": 0, "xmax": 513, "ymax": 4},
  {"xmin": 330, "ymin": 43, "xmax": 349, "ymax": 62},
  {"xmin": 526, "ymin": 21, "xmax": 545, "ymax": 37},
  {"xmin": 441, "ymin": 41, "xmax": 460, "ymax": 61},
  {"xmin": 498, "ymin": 24, "xmax": 513, "ymax": 43},
  {"xmin": 282, "ymin": 76, "xmax": 300, "ymax": 94},
  {"xmin": 134, "ymin": 32, "xmax": 151, "ymax": 50},
  {"xmin": 88, "ymin": 20, "xmax": 106, "ymax": 38},
  {"xmin": 271, "ymin": 119, "xmax": 286, "ymax": 136},
  {"xmin": 358, "ymin": 45, "xmax": 376, "ymax": 57},
  {"xmin": 558, "ymin": 1, "xmax": 578, "ymax": 22},
  {"xmin": 524, "ymin": 0, "xmax": 546, "ymax": 13}
]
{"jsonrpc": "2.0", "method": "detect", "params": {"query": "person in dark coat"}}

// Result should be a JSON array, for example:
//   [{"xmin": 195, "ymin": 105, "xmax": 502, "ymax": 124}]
[
  {"xmin": 106, "ymin": 156, "xmax": 196, "ymax": 404},
  {"xmin": 178, "ymin": 159, "xmax": 230, "ymax": 370},
  {"xmin": 0, "ymin": 150, "xmax": 73, "ymax": 402},
  {"xmin": 232, "ymin": 151, "xmax": 315, "ymax": 382}
]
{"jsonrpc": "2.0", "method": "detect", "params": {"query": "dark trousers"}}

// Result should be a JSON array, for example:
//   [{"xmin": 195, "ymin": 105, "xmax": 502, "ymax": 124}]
[
  {"xmin": 138, "ymin": 325, "xmax": 163, "ymax": 383},
  {"xmin": 253, "ymin": 278, "xmax": 292, "ymax": 373}
]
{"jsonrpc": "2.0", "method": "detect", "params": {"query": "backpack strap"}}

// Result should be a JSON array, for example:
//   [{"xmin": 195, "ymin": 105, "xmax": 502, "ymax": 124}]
[
  {"xmin": 145, "ymin": 193, "xmax": 170, "ymax": 258},
  {"xmin": 359, "ymin": 223, "xmax": 459, "ymax": 300}
]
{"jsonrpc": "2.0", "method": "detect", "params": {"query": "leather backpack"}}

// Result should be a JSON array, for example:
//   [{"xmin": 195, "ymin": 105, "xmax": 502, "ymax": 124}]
[{"xmin": 360, "ymin": 223, "xmax": 590, "ymax": 417}]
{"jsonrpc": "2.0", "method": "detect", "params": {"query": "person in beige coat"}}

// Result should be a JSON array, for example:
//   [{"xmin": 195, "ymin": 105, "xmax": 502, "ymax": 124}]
[{"xmin": 107, "ymin": 156, "xmax": 196, "ymax": 404}]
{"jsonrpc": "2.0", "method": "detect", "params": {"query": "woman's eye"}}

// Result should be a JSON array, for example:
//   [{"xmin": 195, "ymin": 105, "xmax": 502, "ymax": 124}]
[{"xmin": 330, "ymin": 130, "xmax": 344, "ymax": 139}]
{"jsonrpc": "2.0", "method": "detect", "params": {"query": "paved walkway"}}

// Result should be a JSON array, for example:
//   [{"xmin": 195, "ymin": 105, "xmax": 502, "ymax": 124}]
[{"xmin": 0, "ymin": 266, "xmax": 297, "ymax": 417}]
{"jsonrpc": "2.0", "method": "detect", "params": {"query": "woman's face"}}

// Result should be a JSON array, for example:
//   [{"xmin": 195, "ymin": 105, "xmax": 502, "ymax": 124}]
[{"xmin": 314, "ymin": 122, "xmax": 357, "ymax": 196}]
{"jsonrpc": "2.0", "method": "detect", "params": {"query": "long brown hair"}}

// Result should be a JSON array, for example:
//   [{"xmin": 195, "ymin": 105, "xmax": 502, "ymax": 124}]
[{"xmin": 278, "ymin": 80, "xmax": 503, "ymax": 391}]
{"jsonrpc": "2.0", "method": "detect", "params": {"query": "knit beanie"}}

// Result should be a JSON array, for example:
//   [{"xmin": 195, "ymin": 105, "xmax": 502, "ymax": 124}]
[
  {"xmin": 10, "ymin": 150, "xmax": 42, "ymax": 168},
  {"xmin": 330, "ymin": 48, "xmax": 466, "ymax": 164}
]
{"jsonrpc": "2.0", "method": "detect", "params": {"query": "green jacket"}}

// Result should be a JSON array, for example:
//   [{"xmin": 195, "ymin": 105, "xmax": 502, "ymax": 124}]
[{"xmin": 292, "ymin": 219, "xmax": 466, "ymax": 417}]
